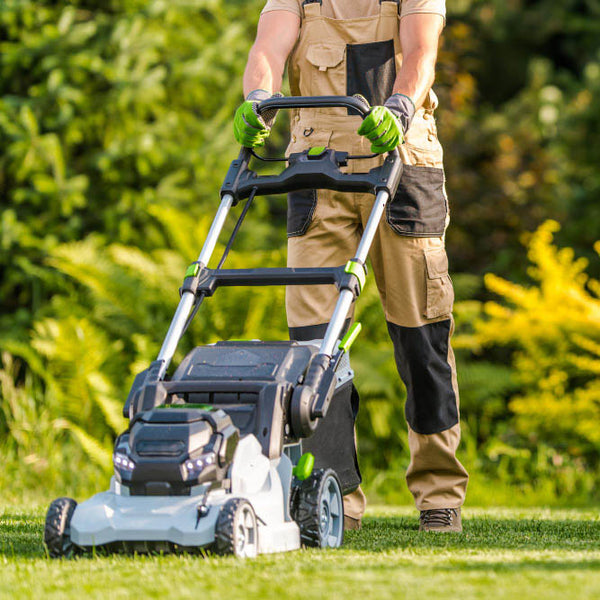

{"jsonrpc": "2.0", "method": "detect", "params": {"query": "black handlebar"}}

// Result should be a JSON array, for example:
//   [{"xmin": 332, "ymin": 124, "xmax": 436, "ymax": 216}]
[
  {"xmin": 256, "ymin": 95, "xmax": 372, "ymax": 119},
  {"xmin": 225, "ymin": 95, "xmax": 402, "ymax": 203}
]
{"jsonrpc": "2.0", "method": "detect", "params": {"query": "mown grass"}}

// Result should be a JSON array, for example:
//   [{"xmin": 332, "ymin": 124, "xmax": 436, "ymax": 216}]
[{"xmin": 0, "ymin": 506, "xmax": 598, "ymax": 599}]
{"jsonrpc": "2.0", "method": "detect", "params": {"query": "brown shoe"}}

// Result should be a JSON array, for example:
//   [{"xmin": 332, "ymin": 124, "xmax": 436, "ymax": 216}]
[
  {"xmin": 344, "ymin": 515, "xmax": 362, "ymax": 531},
  {"xmin": 419, "ymin": 508, "xmax": 462, "ymax": 532}
]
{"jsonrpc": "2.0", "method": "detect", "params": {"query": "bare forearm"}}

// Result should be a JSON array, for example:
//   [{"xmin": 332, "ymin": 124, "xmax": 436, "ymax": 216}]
[
  {"xmin": 395, "ymin": 13, "xmax": 444, "ymax": 110},
  {"xmin": 242, "ymin": 11, "xmax": 300, "ymax": 98},
  {"xmin": 393, "ymin": 49, "xmax": 437, "ymax": 109},
  {"xmin": 243, "ymin": 47, "xmax": 284, "ymax": 96}
]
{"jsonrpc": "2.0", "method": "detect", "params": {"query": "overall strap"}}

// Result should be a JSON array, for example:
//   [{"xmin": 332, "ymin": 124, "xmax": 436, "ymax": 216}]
[
  {"xmin": 379, "ymin": 0, "xmax": 400, "ymax": 13},
  {"xmin": 302, "ymin": 0, "xmax": 322, "ymax": 18}
]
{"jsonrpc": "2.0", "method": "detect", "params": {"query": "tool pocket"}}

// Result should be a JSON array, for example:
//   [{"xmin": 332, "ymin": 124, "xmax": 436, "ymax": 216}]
[
  {"xmin": 306, "ymin": 43, "xmax": 346, "ymax": 96},
  {"xmin": 287, "ymin": 189, "xmax": 317, "ymax": 237},
  {"xmin": 403, "ymin": 108, "xmax": 444, "ymax": 168},
  {"xmin": 386, "ymin": 164, "xmax": 448, "ymax": 236},
  {"xmin": 423, "ymin": 248, "xmax": 454, "ymax": 319},
  {"xmin": 346, "ymin": 39, "xmax": 396, "ymax": 107}
]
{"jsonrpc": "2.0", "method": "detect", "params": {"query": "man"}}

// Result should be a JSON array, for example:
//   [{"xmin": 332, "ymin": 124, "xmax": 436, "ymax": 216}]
[{"xmin": 234, "ymin": 0, "xmax": 468, "ymax": 533}]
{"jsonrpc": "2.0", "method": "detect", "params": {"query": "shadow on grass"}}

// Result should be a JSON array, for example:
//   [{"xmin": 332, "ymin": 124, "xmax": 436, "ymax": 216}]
[
  {"xmin": 431, "ymin": 559, "xmax": 600, "ymax": 573},
  {"xmin": 1, "ymin": 511, "xmax": 599, "ymax": 560},
  {"xmin": 344, "ymin": 514, "xmax": 600, "ymax": 553},
  {"xmin": 0, "ymin": 513, "xmax": 45, "ymax": 558}
]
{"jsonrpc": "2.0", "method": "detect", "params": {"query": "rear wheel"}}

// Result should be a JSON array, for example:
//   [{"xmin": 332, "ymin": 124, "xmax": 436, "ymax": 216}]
[
  {"xmin": 292, "ymin": 468, "xmax": 344, "ymax": 548},
  {"xmin": 44, "ymin": 497, "xmax": 78, "ymax": 558},
  {"xmin": 214, "ymin": 498, "xmax": 258, "ymax": 558}
]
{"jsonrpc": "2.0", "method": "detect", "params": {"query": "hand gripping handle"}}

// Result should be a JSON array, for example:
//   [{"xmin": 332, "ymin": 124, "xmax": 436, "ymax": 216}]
[
  {"xmin": 231, "ymin": 95, "xmax": 400, "ymax": 195},
  {"xmin": 237, "ymin": 95, "xmax": 397, "ymax": 161}
]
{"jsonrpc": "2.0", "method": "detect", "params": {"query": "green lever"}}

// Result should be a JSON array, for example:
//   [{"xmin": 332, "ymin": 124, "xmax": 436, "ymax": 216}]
[
  {"xmin": 292, "ymin": 452, "xmax": 315, "ymax": 481},
  {"xmin": 185, "ymin": 263, "xmax": 200, "ymax": 278},
  {"xmin": 308, "ymin": 146, "xmax": 326, "ymax": 156},
  {"xmin": 339, "ymin": 322, "xmax": 362, "ymax": 353}
]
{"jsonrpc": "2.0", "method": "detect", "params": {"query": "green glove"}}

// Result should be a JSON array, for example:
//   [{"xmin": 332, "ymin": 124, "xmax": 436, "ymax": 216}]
[
  {"xmin": 233, "ymin": 89, "xmax": 281, "ymax": 148},
  {"xmin": 357, "ymin": 105, "xmax": 404, "ymax": 154}
]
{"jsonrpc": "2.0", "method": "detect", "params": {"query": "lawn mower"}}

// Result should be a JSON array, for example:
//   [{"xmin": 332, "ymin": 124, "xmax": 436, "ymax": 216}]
[{"xmin": 43, "ymin": 96, "xmax": 403, "ymax": 558}]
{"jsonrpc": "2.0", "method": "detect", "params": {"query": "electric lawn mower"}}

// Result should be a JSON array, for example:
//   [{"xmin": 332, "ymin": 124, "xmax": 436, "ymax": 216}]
[{"xmin": 44, "ymin": 95, "xmax": 403, "ymax": 558}]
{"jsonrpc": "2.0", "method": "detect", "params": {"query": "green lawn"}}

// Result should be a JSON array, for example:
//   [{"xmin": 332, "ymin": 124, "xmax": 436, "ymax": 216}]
[{"xmin": 1, "ymin": 506, "xmax": 598, "ymax": 599}]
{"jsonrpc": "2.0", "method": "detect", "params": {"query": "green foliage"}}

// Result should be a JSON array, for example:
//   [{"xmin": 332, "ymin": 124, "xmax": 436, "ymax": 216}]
[
  {"xmin": 0, "ymin": 352, "xmax": 109, "ymax": 497},
  {"xmin": 3, "ymin": 207, "xmax": 286, "ymax": 470},
  {"xmin": 440, "ymin": 1, "xmax": 600, "ymax": 277},
  {"xmin": 0, "ymin": 0, "xmax": 264, "ymax": 335},
  {"xmin": 1, "ymin": 0, "xmax": 599, "ymax": 505}
]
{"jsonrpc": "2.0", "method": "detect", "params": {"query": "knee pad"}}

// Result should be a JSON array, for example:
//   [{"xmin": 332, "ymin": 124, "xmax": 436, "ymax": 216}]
[{"xmin": 387, "ymin": 319, "xmax": 458, "ymax": 434}]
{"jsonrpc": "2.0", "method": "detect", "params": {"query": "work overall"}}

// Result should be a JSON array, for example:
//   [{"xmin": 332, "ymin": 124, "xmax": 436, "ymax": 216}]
[{"xmin": 286, "ymin": 0, "xmax": 468, "ymax": 517}]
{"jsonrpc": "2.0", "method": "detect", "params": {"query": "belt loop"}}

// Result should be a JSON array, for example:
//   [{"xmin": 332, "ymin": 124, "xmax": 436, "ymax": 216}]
[{"xmin": 302, "ymin": 0, "xmax": 322, "ymax": 18}]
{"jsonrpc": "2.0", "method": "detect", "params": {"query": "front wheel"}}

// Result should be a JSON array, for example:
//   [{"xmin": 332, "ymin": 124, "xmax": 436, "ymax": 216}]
[
  {"xmin": 214, "ymin": 498, "xmax": 259, "ymax": 558},
  {"xmin": 292, "ymin": 468, "xmax": 344, "ymax": 548},
  {"xmin": 44, "ymin": 497, "xmax": 78, "ymax": 558}
]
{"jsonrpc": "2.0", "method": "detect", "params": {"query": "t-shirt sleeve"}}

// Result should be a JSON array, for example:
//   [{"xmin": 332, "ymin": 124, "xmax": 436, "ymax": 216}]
[
  {"xmin": 400, "ymin": 0, "xmax": 446, "ymax": 20},
  {"xmin": 261, "ymin": 0, "xmax": 302, "ymax": 17}
]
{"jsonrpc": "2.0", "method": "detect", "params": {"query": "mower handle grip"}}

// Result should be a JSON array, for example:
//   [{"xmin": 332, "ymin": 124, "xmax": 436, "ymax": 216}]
[
  {"xmin": 235, "ymin": 95, "xmax": 375, "ymax": 162},
  {"xmin": 256, "ymin": 95, "xmax": 371, "ymax": 119}
]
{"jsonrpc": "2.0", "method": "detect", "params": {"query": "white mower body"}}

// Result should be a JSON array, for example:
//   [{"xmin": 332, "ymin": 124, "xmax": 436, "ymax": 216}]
[{"xmin": 70, "ymin": 435, "xmax": 301, "ymax": 554}]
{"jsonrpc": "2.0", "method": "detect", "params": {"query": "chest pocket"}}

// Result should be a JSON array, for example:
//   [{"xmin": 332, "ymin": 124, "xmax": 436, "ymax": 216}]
[
  {"xmin": 306, "ymin": 43, "xmax": 346, "ymax": 96},
  {"xmin": 346, "ymin": 40, "xmax": 396, "ymax": 106},
  {"xmin": 285, "ymin": 126, "xmax": 333, "ymax": 237}
]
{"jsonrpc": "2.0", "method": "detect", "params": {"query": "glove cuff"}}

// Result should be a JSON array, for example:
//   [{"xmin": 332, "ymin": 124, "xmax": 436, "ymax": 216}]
[
  {"xmin": 246, "ymin": 89, "xmax": 272, "ymax": 102},
  {"xmin": 384, "ymin": 93, "xmax": 416, "ymax": 134},
  {"xmin": 250, "ymin": 91, "xmax": 284, "ymax": 128}
]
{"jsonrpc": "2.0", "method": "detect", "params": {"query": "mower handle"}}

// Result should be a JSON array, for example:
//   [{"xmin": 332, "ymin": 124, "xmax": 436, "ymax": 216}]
[
  {"xmin": 235, "ymin": 95, "xmax": 376, "ymax": 164},
  {"xmin": 256, "ymin": 95, "xmax": 372, "ymax": 119},
  {"xmin": 225, "ymin": 95, "xmax": 401, "ymax": 203}
]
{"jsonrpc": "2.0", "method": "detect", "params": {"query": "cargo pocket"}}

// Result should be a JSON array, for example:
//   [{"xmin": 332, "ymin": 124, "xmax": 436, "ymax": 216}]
[
  {"xmin": 386, "ymin": 164, "xmax": 447, "ymax": 236},
  {"xmin": 306, "ymin": 43, "xmax": 346, "ymax": 96},
  {"xmin": 346, "ymin": 39, "xmax": 396, "ymax": 107},
  {"xmin": 287, "ymin": 189, "xmax": 317, "ymax": 237},
  {"xmin": 424, "ymin": 248, "xmax": 454, "ymax": 319}
]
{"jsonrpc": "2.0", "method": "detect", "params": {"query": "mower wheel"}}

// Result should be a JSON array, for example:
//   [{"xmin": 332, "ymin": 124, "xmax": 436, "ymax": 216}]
[
  {"xmin": 292, "ymin": 468, "xmax": 344, "ymax": 548},
  {"xmin": 214, "ymin": 498, "xmax": 258, "ymax": 558},
  {"xmin": 44, "ymin": 497, "xmax": 78, "ymax": 558}
]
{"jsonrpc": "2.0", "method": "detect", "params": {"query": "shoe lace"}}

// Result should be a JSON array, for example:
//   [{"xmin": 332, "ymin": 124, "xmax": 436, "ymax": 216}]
[{"xmin": 420, "ymin": 508, "xmax": 457, "ymax": 527}]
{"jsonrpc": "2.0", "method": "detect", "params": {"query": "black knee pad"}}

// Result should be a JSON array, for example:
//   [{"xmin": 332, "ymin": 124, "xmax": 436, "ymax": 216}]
[
  {"xmin": 387, "ymin": 319, "xmax": 458, "ymax": 434},
  {"xmin": 288, "ymin": 319, "xmax": 351, "ymax": 342}
]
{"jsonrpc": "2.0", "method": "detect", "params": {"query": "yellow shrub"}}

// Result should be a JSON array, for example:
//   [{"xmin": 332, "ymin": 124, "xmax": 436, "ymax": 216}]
[{"xmin": 475, "ymin": 220, "xmax": 600, "ymax": 450}]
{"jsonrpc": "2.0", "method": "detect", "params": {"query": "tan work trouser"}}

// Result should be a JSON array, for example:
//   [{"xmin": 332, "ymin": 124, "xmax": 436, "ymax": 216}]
[
  {"xmin": 286, "ymin": 0, "xmax": 469, "ymax": 516},
  {"xmin": 287, "ymin": 185, "xmax": 468, "ymax": 513}
]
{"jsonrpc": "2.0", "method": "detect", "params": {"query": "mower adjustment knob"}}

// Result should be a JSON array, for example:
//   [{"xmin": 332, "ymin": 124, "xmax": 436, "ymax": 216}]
[
  {"xmin": 289, "ymin": 354, "xmax": 332, "ymax": 438},
  {"xmin": 290, "ymin": 385, "xmax": 319, "ymax": 438}
]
